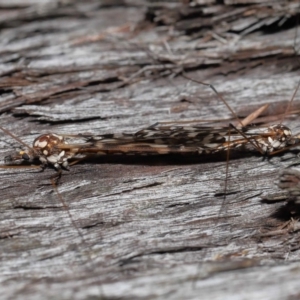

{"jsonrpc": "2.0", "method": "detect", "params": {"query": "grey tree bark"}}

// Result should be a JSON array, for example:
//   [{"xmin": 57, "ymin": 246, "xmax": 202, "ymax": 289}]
[{"xmin": 0, "ymin": 1, "xmax": 300, "ymax": 299}]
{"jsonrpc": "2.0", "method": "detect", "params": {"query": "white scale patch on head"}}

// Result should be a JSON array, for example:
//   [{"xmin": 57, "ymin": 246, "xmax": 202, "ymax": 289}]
[
  {"xmin": 58, "ymin": 150, "xmax": 65, "ymax": 159},
  {"xmin": 268, "ymin": 136, "xmax": 281, "ymax": 148},
  {"xmin": 47, "ymin": 154, "xmax": 59, "ymax": 164},
  {"xmin": 35, "ymin": 140, "xmax": 48, "ymax": 148},
  {"xmin": 272, "ymin": 140, "xmax": 282, "ymax": 149},
  {"xmin": 43, "ymin": 150, "xmax": 48, "ymax": 155}
]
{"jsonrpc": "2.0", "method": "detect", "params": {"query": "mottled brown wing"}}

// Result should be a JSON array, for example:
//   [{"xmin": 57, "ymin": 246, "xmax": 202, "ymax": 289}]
[
  {"xmin": 81, "ymin": 125, "xmax": 242, "ymax": 146},
  {"xmin": 57, "ymin": 125, "xmax": 246, "ymax": 156},
  {"xmin": 58, "ymin": 124, "xmax": 296, "ymax": 156}
]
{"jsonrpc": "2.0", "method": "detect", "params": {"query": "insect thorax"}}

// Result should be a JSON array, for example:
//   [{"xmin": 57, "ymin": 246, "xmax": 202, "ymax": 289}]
[
  {"xmin": 257, "ymin": 124, "xmax": 292, "ymax": 153},
  {"xmin": 31, "ymin": 133, "xmax": 73, "ymax": 169}
]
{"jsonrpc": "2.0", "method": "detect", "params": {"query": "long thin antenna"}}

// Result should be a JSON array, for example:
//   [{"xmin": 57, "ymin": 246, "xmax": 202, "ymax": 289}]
[
  {"xmin": 181, "ymin": 72, "xmax": 244, "ymax": 128},
  {"xmin": 0, "ymin": 125, "xmax": 35, "ymax": 152},
  {"xmin": 280, "ymin": 80, "xmax": 300, "ymax": 125}
]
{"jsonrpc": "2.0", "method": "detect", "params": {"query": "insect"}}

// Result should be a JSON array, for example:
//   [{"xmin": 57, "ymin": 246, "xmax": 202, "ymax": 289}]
[{"xmin": 2, "ymin": 120, "xmax": 300, "ymax": 172}]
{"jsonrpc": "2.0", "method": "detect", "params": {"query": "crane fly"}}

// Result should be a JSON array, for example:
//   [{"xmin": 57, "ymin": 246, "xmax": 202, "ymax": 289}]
[{"xmin": 2, "ymin": 122, "xmax": 300, "ymax": 172}]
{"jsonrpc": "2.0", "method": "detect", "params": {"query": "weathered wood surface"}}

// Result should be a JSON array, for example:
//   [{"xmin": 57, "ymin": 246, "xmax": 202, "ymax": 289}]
[{"xmin": 1, "ymin": 1, "xmax": 300, "ymax": 299}]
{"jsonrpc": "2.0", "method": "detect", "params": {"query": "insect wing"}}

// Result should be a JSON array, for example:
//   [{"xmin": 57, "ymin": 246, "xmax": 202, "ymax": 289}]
[{"xmin": 56, "ymin": 126, "xmax": 247, "ymax": 156}]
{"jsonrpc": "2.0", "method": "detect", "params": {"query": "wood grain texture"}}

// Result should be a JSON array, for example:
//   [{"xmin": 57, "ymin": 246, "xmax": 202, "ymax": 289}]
[{"xmin": 1, "ymin": 1, "xmax": 300, "ymax": 299}]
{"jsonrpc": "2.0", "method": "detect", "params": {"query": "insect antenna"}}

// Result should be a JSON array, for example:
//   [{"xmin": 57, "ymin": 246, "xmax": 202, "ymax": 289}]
[
  {"xmin": 280, "ymin": 80, "xmax": 300, "ymax": 125},
  {"xmin": 0, "ymin": 125, "xmax": 35, "ymax": 152},
  {"xmin": 180, "ymin": 72, "xmax": 245, "ymax": 128}
]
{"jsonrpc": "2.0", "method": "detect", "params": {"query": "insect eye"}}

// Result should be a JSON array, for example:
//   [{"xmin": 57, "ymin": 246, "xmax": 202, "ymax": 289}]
[{"xmin": 22, "ymin": 153, "xmax": 30, "ymax": 161}]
